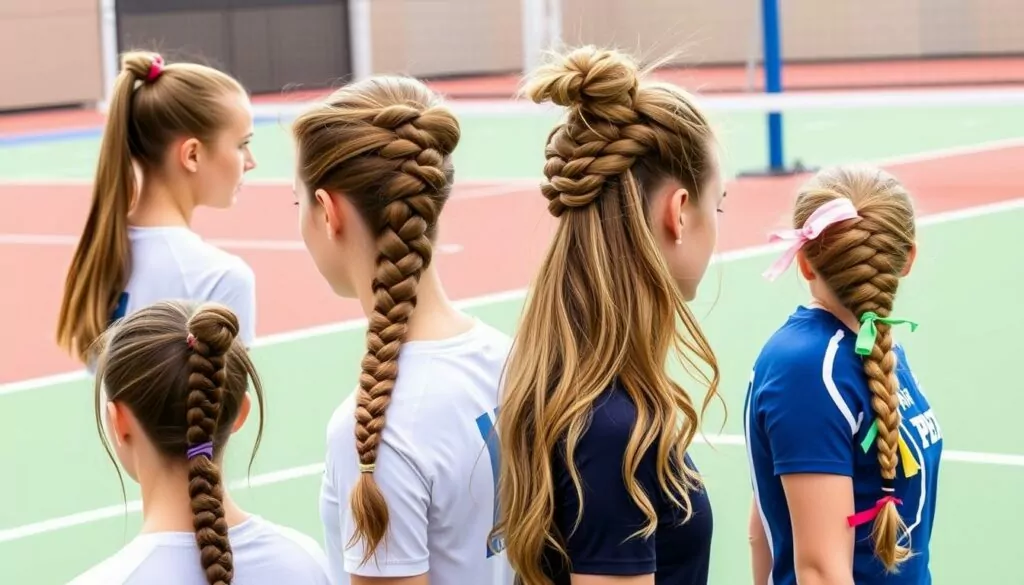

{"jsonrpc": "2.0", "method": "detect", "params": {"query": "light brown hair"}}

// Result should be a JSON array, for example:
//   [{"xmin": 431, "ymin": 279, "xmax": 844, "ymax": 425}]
[
  {"xmin": 794, "ymin": 164, "xmax": 916, "ymax": 572},
  {"xmin": 291, "ymin": 76, "xmax": 461, "ymax": 565},
  {"xmin": 94, "ymin": 300, "xmax": 265, "ymax": 585},
  {"xmin": 491, "ymin": 45, "xmax": 720, "ymax": 584},
  {"xmin": 57, "ymin": 51, "xmax": 246, "ymax": 363}
]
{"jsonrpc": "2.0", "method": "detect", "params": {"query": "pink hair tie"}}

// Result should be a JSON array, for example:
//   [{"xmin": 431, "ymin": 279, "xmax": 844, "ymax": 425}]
[
  {"xmin": 762, "ymin": 197, "xmax": 860, "ymax": 281},
  {"xmin": 146, "ymin": 55, "xmax": 164, "ymax": 83},
  {"xmin": 187, "ymin": 333, "xmax": 197, "ymax": 349}
]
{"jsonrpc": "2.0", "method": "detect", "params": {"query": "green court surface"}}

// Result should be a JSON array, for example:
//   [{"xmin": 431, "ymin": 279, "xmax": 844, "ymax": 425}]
[{"xmin": 2, "ymin": 99, "xmax": 1023, "ymax": 584}]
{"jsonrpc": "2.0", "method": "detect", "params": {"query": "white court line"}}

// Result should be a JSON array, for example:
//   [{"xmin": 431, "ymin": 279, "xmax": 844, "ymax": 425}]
[
  {"xmin": 2, "ymin": 195, "xmax": 1023, "ymax": 398},
  {"xmin": 0, "ymin": 433, "xmax": 1019, "ymax": 544}
]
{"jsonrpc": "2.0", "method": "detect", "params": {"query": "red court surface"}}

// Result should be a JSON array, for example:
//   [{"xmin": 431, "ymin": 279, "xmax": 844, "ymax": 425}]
[{"xmin": 2, "ymin": 147, "xmax": 1022, "ymax": 383}]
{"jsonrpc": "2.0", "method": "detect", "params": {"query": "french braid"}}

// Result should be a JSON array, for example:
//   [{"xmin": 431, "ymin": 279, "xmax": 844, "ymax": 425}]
[
  {"xmin": 291, "ymin": 77, "xmax": 461, "ymax": 566},
  {"xmin": 795, "ymin": 165, "xmax": 916, "ymax": 572}
]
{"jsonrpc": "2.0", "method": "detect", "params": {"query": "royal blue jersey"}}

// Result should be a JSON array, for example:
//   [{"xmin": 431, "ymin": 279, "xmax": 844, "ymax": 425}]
[
  {"xmin": 744, "ymin": 306, "xmax": 942, "ymax": 585},
  {"xmin": 542, "ymin": 382, "xmax": 713, "ymax": 585}
]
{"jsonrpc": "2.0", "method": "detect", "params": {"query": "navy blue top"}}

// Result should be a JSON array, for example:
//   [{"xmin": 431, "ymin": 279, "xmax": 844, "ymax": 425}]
[
  {"xmin": 745, "ymin": 306, "xmax": 942, "ymax": 585},
  {"xmin": 541, "ymin": 383, "xmax": 713, "ymax": 584}
]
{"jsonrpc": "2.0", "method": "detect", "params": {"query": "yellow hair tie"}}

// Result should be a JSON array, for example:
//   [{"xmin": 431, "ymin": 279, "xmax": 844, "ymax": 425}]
[{"xmin": 359, "ymin": 463, "xmax": 376, "ymax": 474}]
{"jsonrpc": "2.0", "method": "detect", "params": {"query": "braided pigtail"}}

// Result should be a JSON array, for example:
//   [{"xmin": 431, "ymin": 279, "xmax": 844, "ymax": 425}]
[
  {"xmin": 791, "ymin": 165, "xmax": 917, "ymax": 573},
  {"xmin": 185, "ymin": 305, "xmax": 242, "ymax": 585}
]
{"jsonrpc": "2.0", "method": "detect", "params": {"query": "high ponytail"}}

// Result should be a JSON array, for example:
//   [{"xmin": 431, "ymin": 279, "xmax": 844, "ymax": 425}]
[
  {"xmin": 57, "ymin": 51, "xmax": 245, "ymax": 363},
  {"xmin": 56, "ymin": 53, "xmax": 153, "ymax": 362}
]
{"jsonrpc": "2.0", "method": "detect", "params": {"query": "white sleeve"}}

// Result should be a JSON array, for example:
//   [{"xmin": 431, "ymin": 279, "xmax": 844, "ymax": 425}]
[
  {"xmin": 330, "ymin": 438, "xmax": 431, "ymax": 577},
  {"xmin": 208, "ymin": 259, "xmax": 257, "ymax": 347}
]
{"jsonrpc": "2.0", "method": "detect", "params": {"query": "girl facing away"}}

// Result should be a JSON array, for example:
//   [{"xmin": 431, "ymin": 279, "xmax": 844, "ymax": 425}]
[
  {"xmin": 746, "ymin": 165, "xmax": 941, "ymax": 585},
  {"xmin": 57, "ymin": 51, "xmax": 258, "ymax": 366},
  {"xmin": 493, "ymin": 45, "xmax": 727, "ymax": 585},
  {"xmin": 291, "ymin": 76, "xmax": 514, "ymax": 585},
  {"xmin": 68, "ymin": 300, "xmax": 331, "ymax": 585}
]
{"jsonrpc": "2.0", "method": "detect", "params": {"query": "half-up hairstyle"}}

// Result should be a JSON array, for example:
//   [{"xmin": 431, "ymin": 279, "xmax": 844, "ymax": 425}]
[
  {"xmin": 493, "ymin": 45, "xmax": 720, "ymax": 584},
  {"xmin": 291, "ymin": 76, "xmax": 461, "ymax": 565},
  {"xmin": 57, "ymin": 51, "xmax": 246, "ymax": 363},
  {"xmin": 94, "ymin": 300, "xmax": 265, "ymax": 585},
  {"xmin": 793, "ymin": 164, "xmax": 916, "ymax": 572}
]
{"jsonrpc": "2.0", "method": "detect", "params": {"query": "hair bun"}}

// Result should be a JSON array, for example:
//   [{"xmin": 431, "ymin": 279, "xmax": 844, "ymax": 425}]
[
  {"xmin": 524, "ymin": 45, "xmax": 640, "ymax": 123},
  {"xmin": 187, "ymin": 303, "xmax": 240, "ymax": 356}
]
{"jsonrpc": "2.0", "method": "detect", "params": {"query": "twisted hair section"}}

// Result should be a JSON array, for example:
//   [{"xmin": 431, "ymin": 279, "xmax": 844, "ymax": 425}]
[
  {"xmin": 57, "ymin": 51, "xmax": 244, "ymax": 363},
  {"xmin": 794, "ymin": 165, "xmax": 917, "ymax": 572},
  {"xmin": 92, "ymin": 300, "xmax": 264, "ymax": 585},
  {"xmin": 493, "ymin": 46, "xmax": 720, "ymax": 584},
  {"xmin": 291, "ymin": 77, "xmax": 460, "ymax": 565}
]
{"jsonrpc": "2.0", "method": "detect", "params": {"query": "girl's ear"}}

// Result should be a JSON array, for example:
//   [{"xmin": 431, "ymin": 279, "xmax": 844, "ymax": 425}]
[
  {"xmin": 315, "ymin": 188, "xmax": 345, "ymax": 240},
  {"xmin": 231, "ymin": 393, "xmax": 251, "ymax": 434},
  {"xmin": 797, "ymin": 251, "xmax": 816, "ymax": 281},
  {"xmin": 901, "ymin": 243, "xmax": 917, "ymax": 277}
]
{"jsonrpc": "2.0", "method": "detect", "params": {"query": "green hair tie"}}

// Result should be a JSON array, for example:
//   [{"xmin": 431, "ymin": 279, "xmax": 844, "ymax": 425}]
[{"xmin": 855, "ymin": 311, "xmax": 919, "ymax": 356}]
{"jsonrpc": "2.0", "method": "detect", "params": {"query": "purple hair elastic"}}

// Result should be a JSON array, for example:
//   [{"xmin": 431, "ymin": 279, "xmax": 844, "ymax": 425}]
[{"xmin": 187, "ymin": 441, "xmax": 214, "ymax": 460}]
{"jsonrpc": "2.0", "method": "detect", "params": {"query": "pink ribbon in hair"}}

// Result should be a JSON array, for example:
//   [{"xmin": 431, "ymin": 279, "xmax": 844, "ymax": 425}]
[{"xmin": 761, "ymin": 197, "xmax": 860, "ymax": 281}]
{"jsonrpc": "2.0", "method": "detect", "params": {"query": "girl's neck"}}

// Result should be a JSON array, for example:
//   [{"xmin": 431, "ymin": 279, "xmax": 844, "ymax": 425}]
[
  {"xmin": 137, "ymin": 461, "xmax": 249, "ymax": 535},
  {"xmin": 129, "ymin": 179, "xmax": 194, "ymax": 228},
  {"xmin": 807, "ymin": 295, "xmax": 861, "ymax": 334}
]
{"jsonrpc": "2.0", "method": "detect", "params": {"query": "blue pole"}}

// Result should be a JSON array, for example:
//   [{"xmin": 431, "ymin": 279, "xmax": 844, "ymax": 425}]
[{"xmin": 762, "ymin": 0, "xmax": 784, "ymax": 172}]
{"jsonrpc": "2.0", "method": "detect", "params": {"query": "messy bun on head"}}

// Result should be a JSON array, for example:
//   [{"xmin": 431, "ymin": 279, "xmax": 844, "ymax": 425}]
[{"xmin": 493, "ymin": 45, "xmax": 721, "ymax": 583}]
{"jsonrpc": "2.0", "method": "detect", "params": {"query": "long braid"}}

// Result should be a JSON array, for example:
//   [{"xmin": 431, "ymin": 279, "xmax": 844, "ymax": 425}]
[
  {"xmin": 795, "ymin": 166, "xmax": 916, "ymax": 572},
  {"xmin": 185, "ymin": 306, "xmax": 241, "ymax": 584},
  {"xmin": 347, "ymin": 103, "xmax": 452, "ymax": 564}
]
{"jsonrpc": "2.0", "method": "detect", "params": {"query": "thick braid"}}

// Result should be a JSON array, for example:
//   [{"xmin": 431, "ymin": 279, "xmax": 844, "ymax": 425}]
[
  {"xmin": 185, "ymin": 306, "xmax": 241, "ymax": 585},
  {"xmin": 348, "ymin": 103, "xmax": 450, "ymax": 564},
  {"xmin": 798, "ymin": 180, "xmax": 915, "ymax": 573},
  {"xmin": 525, "ymin": 48, "xmax": 673, "ymax": 218}
]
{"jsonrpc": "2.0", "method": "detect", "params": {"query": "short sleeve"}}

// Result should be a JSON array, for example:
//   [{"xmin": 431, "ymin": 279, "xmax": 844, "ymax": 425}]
[
  {"xmin": 551, "ymin": 392, "xmax": 657, "ymax": 576},
  {"xmin": 324, "ymin": 425, "xmax": 431, "ymax": 578},
  {"xmin": 756, "ymin": 339, "xmax": 862, "ymax": 477},
  {"xmin": 208, "ymin": 259, "xmax": 256, "ymax": 347}
]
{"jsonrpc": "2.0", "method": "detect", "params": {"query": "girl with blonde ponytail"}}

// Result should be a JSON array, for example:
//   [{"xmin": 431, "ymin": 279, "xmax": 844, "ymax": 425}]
[
  {"xmin": 57, "ymin": 51, "xmax": 259, "ymax": 366},
  {"xmin": 745, "ymin": 165, "xmax": 942, "ymax": 585}
]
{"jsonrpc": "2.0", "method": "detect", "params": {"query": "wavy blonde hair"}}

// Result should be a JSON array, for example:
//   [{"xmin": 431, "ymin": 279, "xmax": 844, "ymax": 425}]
[
  {"xmin": 795, "ymin": 165, "xmax": 916, "ymax": 572},
  {"xmin": 491, "ymin": 46, "xmax": 720, "ymax": 584}
]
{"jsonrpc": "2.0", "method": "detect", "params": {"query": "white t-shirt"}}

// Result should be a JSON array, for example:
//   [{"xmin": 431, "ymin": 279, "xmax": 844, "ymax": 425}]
[
  {"xmin": 117, "ymin": 226, "xmax": 256, "ymax": 346},
  {"xmin": 67, "ymin": 515, "xmax": 331, "ymax": 585},
  {"xmin": 319, "ymin": 319, "xmax": 515, "ymax": 585}
]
